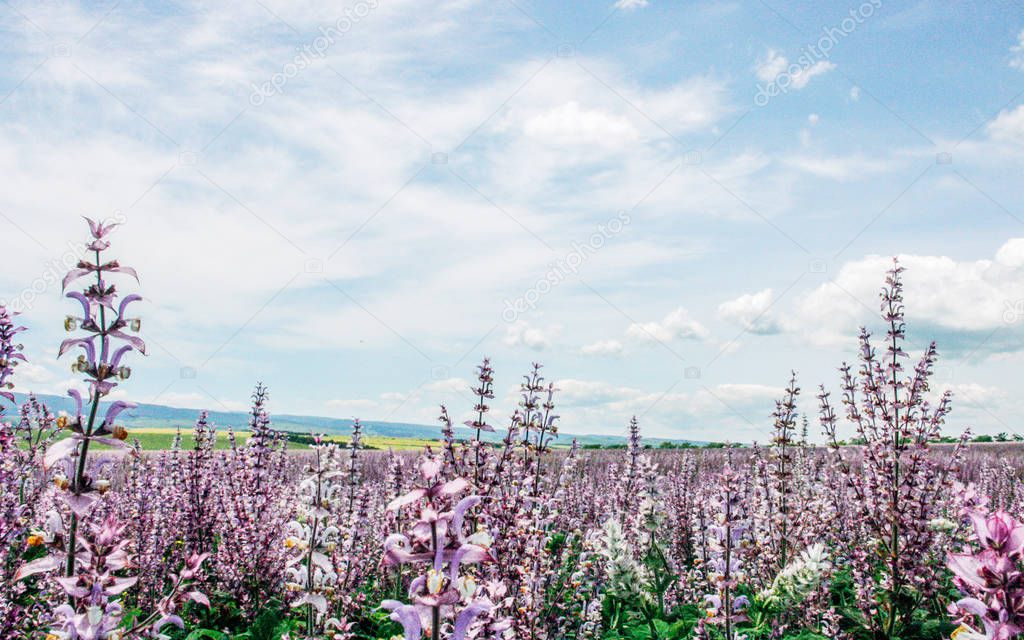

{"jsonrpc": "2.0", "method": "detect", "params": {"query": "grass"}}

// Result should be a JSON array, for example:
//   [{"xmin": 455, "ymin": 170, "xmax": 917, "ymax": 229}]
[{"xmin": 117, "ymin": 428, "xmax": 440, "ymax": 451}]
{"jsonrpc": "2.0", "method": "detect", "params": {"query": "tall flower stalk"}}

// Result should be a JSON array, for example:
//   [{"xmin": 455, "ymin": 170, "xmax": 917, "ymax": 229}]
[
  {"xmin": 52, "ymin": 217, "xmax": 144, "ymax": 576},
  {"xmin": 818, "ymin": 259, "xmax": 966, "ymax": 636},
  {"xmin": 464, "ymin": 358, "xmax": 495, "ymax": 490},
  {"xmin": 16, "ymin": 217, "xmax": 207, "ymax": 640},
  {"xmin": 286, "ymin": 437, "xmax": 343, "ymax": 636},
  {"xmin": 769, "ymin": 374, "xmax": 799, "ymax": 571},
  {"xmin": 0, "ymin": 306, "xmax": 25, "ymax": 411},
  {"xmin": 704, "ymin": 460, "xmax": 749, "ymax": 640}
]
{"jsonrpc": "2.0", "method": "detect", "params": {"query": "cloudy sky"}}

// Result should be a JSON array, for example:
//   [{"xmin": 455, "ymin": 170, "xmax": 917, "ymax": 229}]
[{"xmin": 1, "ymin": 1, "xmax": 1023, "ymax": 441}]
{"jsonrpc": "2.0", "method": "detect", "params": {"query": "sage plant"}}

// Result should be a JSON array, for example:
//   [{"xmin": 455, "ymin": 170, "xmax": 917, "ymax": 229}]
[
  {"xmin": 819, "ymin": 260, "xmax": 967, "ymax": 636},
  {"xmin": 48, "ymin": 217, "xmax": 144, "ymax": 574},
  {"xmin": 0, "ymin": 306, "xmax": 25, "ymax": 408},
  {"xmin": 381, "ymin": 456, "xmax": 503, "ymax": 640},
  {"xmin": 17, "ymin": 217, "xmax": 208, "ymax": 640},
  {"xmin": 286, "ymin": 438, "xmax": 343, "ymax": 636},
  {"xmin": 704, "ymin": 460, "xmax": 749, "ymax": 640}
]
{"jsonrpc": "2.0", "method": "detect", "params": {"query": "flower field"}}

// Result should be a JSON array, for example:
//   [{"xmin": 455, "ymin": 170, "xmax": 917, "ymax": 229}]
[{"xmin": 1, "ymin": 220, "xmax": 1021, "ymax": 640}]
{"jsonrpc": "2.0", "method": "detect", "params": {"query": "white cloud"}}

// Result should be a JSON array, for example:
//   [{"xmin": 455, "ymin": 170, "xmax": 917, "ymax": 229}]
[
  {"xmin": 639, "ymin": 76, "xmax": 729, "ymax": 133},
  {"xmin": 550, "ymin": 378, "xmax": 782, "ymax": 438},
  {"xmin": 791, "ymin": 61, "xmax": 836, "ymax": 89},
  {"xmin": 325, "ymin": 398, "xmax": 382, "ymax": 417},
  {"xmin": 580, "ymin": 339, "xmax": 624, "ymax": 356},
  {"xmin": 504, "ymin": 322, "xmax": 561, "ymax": 351},
  {"xmin": 755, "ymin": 49, "xmax": 790, "ymax": 82},
  {"xmin": 783, "ymin": 153, "xmax": 896, "ymax": 180},
  {"xmin": 849, "ymin": 86, "xmax": 861, "ymax": 101},
  {"xmin": 754, "ymin": 49, "xmax": 835, "ymax": 89},
  {"xmin": 935, "ymin": 382, "xmax": 1005, "ymax": 408},
  {"xmin": 788, "ymin": 242, "xmax": 1024, "ymax": 352},
  {"xmin": 626, "ymin": 307, "xmax": 709, "ymax": 343},
  {"xmin": 987, "ymin": 105, "xmax": 1024, "ymax": 143},
  {"xmin": 555, "ymin": 378, "xmax": 637, "ymax": 406},
  {"xmin": 614, "ymin": 0, "xmax": 649, "ymax": 10},
  {"xmin": 717, "ymin": 289, "xmax": 782, "ymax": 335},
  {"xmin": 423, "ymin": 377, "xmax": 469, "ymax": 393},
  {"xmin": 1011, "ymin": 29, "xmax": 1024, "ymax": 70},
  {"xmin": 523, "ymin": 101, "xmax": 639, "ymax": 147},
  {"xmin": 11, "ymin": 361, "xmax": 56, "ymax": 388},
  {"xmin": 996, "ymin": 238, "xmax": 1024, "ymax": 268},
  {"xmin": 689, "ymin": 383, "xmax": 781, "ymax": 414}
]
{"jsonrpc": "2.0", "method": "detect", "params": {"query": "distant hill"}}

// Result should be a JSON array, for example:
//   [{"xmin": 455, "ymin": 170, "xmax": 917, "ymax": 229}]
[{"xmin": 5, "ymin": 393, "xmax": 705, "ymax": 448}]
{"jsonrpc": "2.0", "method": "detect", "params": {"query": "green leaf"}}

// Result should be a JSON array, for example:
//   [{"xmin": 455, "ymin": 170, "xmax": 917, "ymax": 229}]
[{"xmin": 184, "ymin": 631, "xmax": 227, "ymax": 640}]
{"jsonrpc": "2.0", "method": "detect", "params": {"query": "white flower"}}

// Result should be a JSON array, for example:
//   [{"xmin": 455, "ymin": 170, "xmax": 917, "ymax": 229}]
[
  {"xmin": 951, "ymin": 623, "xmax": 987, "ymax": 640},
  {"xmin": 426, "ymin": 569, "xmax": 445, "ymax": 595},
  {"xmin": 760, "ymin": 544, "xmax": 832, "ymax": 606},
  {"xmin": 467, "ymin": 526, "xmax": 493, "ymax": 548},
  {"xmin": 456, "ymin": 574, "xmax": 478, "ymax": 600},
  {"xmin": 929, "ymin": 517, "xmax": 958, "ymax": 533}
]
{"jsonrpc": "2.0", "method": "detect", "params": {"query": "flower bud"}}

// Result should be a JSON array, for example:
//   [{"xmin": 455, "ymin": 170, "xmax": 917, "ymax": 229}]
[
  {"xmin": 64, "ymin": 316, "xmax": 78, "ymax": 332},
  {"xmin": 111, "ymin": 425, "xmax": 129, "ymax": 441},
  {"xmin": 116, "ymin": 366, "xmax": 131, "ymax": 380},
  {"xmin": 95, "ymin": 479, "xmax": 111, "ymax": 494},
  {"xmin": 129, "ymin": 318, "xmax": 141, "ymax": 332}
]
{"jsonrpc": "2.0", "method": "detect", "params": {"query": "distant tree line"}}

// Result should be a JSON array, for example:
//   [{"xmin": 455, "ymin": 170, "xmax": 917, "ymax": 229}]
[{"xmin": 283, "ymin": 432, "xmax": 380, "ymax": 449}]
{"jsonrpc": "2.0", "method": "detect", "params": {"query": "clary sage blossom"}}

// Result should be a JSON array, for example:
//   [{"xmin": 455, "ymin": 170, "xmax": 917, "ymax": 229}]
[
  {"xmin": 380, "ymin": 456, "xmax": 505, "ymax": 640},
  {"xmin": 948, "ymin": 510, "xmax": 1024, "ymax": 640}
]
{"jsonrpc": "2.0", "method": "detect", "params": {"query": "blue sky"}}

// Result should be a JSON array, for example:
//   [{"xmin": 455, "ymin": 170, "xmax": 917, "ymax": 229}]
[{"xmin": 2, "ymin": 0, "xmax": 1024, "ymax": 441}]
